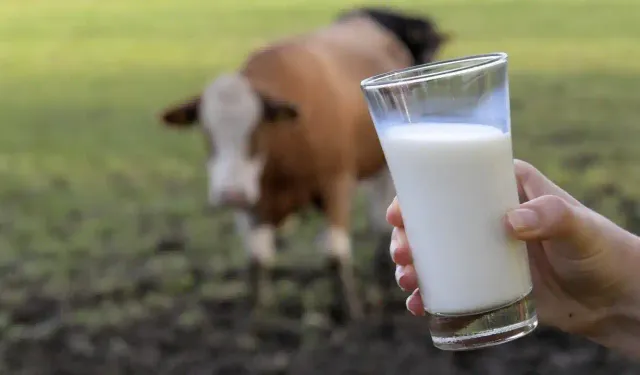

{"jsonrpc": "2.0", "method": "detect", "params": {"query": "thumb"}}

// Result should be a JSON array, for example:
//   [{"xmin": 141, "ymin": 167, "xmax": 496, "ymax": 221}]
[
  {"xmin": 514, "ymin": 159, "xmax": 582, "ymax": 207},
  {"xmin": 505, "ymin": 195, "xmax": 596, "ymax": 257}
]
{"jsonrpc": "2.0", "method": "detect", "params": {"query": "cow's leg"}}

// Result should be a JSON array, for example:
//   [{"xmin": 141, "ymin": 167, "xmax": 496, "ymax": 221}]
[
  {"xmin": 319, "ymin": 174, "xmax": 363, "ymax": 323},
  {"xmin": 234, "ymin": 211, "xmax": 276, "ymax": 309},
  {"xmin": 274, "ymin": 214, "xmax": 301, "ymax": 250},
  {"xmin": 361, "ymin": 168, "xmax": 397, "ymax": 327}
]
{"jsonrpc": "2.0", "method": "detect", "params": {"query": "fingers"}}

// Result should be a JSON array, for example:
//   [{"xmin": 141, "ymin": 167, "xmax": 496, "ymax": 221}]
[
  {"xmin": 388, "ymin": 200, "xmax": 413, "ymax": 266},
  {"xmin": 395, "ymin": 264, "xmax": 419, "ymax": 291},
  {"xmin": 514, "ymin": 160, "xmax": 582, "ymax": 207},
  {"xmin": 406, "ymin": 289, "xmax": 425, "ymax": 316},
  {"xmin": 390, "ymin": 227, "xmax": 413, "ymax": 266},
  {"xmin": 390, "ymin": 221, "xmax": 422, "ymax": 316},
  {"xmin": 386, "ymin": 197, "xmax": 404, "ymax": 228}
]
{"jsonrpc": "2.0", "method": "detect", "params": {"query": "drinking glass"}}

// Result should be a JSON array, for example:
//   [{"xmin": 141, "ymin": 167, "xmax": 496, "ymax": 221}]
[{"xmin": 360, "ymin": 52, "xmax": 537, "ymax": 351}]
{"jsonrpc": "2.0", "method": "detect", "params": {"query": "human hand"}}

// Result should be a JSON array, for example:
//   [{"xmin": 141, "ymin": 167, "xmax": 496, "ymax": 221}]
[{"xmin": 388, "ymin": 159, "xmax": 640, "ymax": 340}]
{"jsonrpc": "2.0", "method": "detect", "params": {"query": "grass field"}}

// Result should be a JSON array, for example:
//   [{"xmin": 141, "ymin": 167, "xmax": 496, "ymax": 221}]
[{"xmin": 1, "ymin": 0, "xmax": 640, "ymax": 373}]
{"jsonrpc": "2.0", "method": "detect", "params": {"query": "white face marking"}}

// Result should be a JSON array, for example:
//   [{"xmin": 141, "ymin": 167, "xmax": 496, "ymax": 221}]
[{"xmin": 199, "ymin": 73, "xmax": 264, "ymax": 206}]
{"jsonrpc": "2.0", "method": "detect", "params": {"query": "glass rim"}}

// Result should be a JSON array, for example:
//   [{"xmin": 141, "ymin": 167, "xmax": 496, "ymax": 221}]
[{"xmin": 360, "ymin": 52, "xmax": 508, "ymax": 91}]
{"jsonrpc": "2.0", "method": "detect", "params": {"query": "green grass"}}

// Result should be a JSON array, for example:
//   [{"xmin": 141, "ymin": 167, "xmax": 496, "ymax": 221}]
[{"xmin": 0, "ymin": 0, "xmax": 639, "ymax": 339}]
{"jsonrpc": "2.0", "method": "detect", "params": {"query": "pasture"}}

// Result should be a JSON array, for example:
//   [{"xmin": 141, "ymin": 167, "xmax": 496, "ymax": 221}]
[{"xmin": 1, "ymin": 0, "xmax": 640, "ymax": 373}]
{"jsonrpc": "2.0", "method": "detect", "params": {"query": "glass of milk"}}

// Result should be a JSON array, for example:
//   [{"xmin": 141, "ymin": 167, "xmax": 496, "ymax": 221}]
[{"xmin": 360, "ymin": 52, "xmax": 537, "ymax": 351}]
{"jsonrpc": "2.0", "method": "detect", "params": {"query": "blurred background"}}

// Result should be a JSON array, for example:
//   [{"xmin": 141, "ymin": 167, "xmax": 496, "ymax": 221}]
[{"xmin": 1, "ymin": 0, "xmax": 640, "ymax": 373}]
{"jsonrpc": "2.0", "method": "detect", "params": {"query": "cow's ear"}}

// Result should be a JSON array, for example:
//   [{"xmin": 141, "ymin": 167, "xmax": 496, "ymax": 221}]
[
  {"xmin": 160, "ymin": 95, "xmax": 201, "ymax": 128},
  {"xmin": 259, "ymin": 94, "xmax": 298, "ymax": 123}
]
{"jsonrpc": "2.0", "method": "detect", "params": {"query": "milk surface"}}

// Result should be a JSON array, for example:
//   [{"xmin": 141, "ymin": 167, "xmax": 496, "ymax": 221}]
[{"xmin": 381, "ymin": 123, "xmax": 532, "ymax": 315}]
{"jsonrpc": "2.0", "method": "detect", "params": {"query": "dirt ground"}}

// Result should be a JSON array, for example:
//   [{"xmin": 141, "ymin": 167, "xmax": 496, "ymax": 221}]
[{"xmin": 3, "ymin": 265, "xmax": 640, "ymax": 375}]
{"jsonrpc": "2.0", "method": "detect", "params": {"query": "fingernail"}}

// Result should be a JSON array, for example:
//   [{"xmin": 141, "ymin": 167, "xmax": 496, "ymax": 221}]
[
  {"xmin": 389, "ymin": 240, "xmax": 398, "ymax": 260},
  {"xmin": 395, "ymin": 266, "xmax": 407, "ymax": 291},
  {"xmin": 398, "ymin": 275, "xmax": 407, "ymax": 290},
  {"xmin": 406, "ymin": 296, "xmax": 414, "ymax": 314},
  {"xmin": 406, "ymin": 295, "xmax": 423, "ymax": 316},
  {"xmin": 393, "ymin": 234, "xmax": 407, "ymax": 252},
  {"xmin": 507, "ymin": 208, "xmax": 539, "ymax": 232}
]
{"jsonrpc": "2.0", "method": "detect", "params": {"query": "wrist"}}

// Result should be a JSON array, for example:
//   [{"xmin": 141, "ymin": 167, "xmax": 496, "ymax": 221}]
[
  {"xmin": 586, "ymin": 305, "xmax": 640, "ymax": 359},
  {"xmin": 587, "ymin": 235, "xmax": 640, "ymax": 358}
]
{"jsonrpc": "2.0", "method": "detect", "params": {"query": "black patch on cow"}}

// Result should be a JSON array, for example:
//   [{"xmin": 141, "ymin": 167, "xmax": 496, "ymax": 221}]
[{"xmin": 337, "ymin": 6, "xmax": 449, "ymax": 65}]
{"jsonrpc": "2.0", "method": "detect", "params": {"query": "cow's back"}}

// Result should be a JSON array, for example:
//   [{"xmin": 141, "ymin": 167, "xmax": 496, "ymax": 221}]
[
  {"xmin": 302, "ymin": 16, "xmax": 413, "ymax": 179},
  {"xmin": 307, "ymin": 16, "xmax": 412, "ymax": 83},
  {"xmin": 239, "ymin": 17, "xmax": 411, "ymax": 222}
]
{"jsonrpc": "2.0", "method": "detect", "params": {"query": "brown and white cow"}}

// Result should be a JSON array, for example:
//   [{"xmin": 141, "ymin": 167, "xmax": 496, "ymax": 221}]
[{"xmin": 159, "ymin": 7, "xmax": 449, "ymax": 321}]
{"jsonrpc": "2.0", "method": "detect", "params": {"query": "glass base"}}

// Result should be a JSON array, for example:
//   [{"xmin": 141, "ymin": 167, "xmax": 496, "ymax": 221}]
[{"xmin": 428, "ymin": 292, "xmax": 537, "ymax": 351}]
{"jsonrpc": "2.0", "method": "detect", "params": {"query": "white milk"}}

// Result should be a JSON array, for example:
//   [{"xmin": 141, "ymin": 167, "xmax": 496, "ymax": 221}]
[{"xmin": 380, "ymin": 123, "xmax": 532, "ymax": 315}]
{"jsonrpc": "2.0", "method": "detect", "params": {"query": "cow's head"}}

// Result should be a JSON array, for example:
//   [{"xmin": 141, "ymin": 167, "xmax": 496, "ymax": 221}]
[
  {"xmin": 338, "ymin": 7, "xmax": 451, "ymax": 65},
  {"xmin": 160, "ymin": 73, "xmax": 298, "ymax": 208}
]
